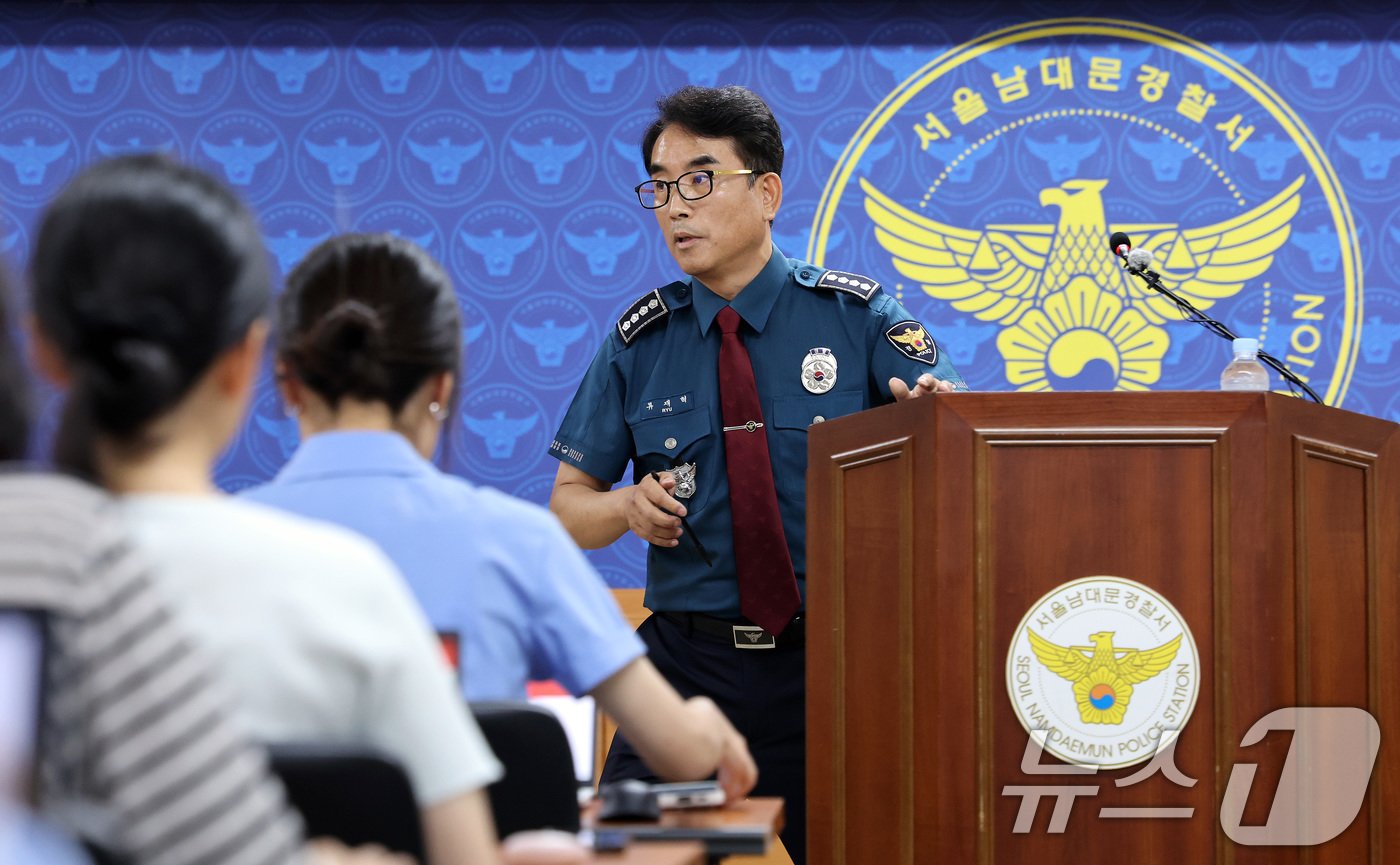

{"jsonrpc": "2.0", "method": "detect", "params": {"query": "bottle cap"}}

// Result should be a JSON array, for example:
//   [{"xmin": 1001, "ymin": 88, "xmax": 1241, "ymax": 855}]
[{"xmin": 1232, "ymin": 337, "xmax": 1260, "ymax": 355}]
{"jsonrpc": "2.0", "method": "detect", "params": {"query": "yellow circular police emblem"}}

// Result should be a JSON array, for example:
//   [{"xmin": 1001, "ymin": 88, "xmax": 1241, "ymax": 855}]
[
  {"xmin": 1006, "ymin": 576, "xmax": 1200, "ymax": 769},
  {"xmin": 814, "ymin": 18, "xmax": 1360, "ymax": 403}
]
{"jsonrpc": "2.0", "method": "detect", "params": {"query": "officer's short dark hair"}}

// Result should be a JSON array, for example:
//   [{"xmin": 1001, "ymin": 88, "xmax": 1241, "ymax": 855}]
[
  {"xmin": 641, "ymin": 85, "xmax": 784, "ymax": 178},
  {"xmin": 278, "ymin": 233, "xmax": 461, "ymax": 415}
]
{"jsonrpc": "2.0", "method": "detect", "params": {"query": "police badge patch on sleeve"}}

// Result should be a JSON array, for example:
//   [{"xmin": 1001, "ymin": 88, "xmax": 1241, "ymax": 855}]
[{"xmin": 885, "ymin": 320, "xmax": 940, "ymax": 365}]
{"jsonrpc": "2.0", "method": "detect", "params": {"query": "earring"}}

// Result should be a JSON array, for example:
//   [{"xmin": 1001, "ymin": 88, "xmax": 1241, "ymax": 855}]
[
  {"xmin": 429, "ymin": 401, "xmax": 447, "ymax": 421},
  {"xmin": 284, "ymin": 404, "xmax": 299, "ymax": 418}
]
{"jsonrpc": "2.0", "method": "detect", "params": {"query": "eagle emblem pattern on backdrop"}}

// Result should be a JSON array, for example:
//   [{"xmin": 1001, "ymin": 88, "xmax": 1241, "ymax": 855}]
[
  {"xmin": 815, "ymin": 18, "xmax": 1360, "ymax": 404},
  {"xmin": 0, "ymin": 7, "xmax": 1392, "ymax": 592},
  {"xmin": 864, "ymin": 174, "xmax": 1304, "ymax": 390}
]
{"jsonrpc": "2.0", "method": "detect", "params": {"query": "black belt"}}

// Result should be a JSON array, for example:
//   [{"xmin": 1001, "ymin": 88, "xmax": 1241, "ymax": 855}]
[{"xmin": 657, "ymin": 611, "xmax": 805, "ymax": 649}]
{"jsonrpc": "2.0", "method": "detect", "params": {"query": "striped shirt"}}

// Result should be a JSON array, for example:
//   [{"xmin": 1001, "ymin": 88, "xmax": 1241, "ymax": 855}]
[{"xmin": 0, "ymin": 472, "xmax": 302, "ymax": 865}]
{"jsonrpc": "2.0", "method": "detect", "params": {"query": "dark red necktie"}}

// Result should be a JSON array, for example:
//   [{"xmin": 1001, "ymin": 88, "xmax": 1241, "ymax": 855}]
[{"xmin": 716, "ymin": 306, "xmax": 801, "ymax": 636}]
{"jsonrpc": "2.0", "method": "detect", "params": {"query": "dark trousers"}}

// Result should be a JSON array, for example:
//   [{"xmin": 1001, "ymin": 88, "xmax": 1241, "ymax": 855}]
[{"xmin": 600, "ymin": 613, "xmax": 807, "ymax": 865}]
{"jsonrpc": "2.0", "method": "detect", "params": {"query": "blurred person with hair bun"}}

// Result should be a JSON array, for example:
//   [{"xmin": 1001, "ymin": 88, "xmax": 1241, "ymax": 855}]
[
  {"xmin": 246, "ymin": 233, "xmax": 756, "ymax": 801},
  {"xmin": 0, "ymin": 256, "xmax": 414, "ymax": 865},
  {"xmin": 28, "ymin": 154, "xmax": 504, "ymax": 865}
]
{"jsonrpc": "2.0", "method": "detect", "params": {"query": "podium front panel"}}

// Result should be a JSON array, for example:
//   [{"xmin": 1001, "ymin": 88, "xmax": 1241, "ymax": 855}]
[{"xmin": 807, "ymin": 392, "xmax": 1399, "ymax": 865}]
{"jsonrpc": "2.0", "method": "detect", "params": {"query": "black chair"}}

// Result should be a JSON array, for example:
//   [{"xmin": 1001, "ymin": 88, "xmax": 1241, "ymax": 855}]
[
  {"xmin": 470, "ymin": 700, "xmax": 581, "ymax": 839},
  {"xmin": 266, "ymin": 743, "xmax": 424, "ymax": 861}
]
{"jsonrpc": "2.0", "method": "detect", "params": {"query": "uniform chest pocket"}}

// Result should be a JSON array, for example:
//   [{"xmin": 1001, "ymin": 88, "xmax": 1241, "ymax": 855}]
[
  {"xmin": 771, "ymin": 391, "xmax": 864, "ymax": 431},
  {"xmin": 630, "ymin": 409, "xmax": 713, "ymax": 511},
  {"xmin": 769, "ymin": 391, "xmax": 864, "ymax": 491}
]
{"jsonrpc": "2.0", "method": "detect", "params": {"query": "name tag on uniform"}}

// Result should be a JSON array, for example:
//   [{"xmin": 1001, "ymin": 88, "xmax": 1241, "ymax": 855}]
[{"xmin": 640, "ymin": 392, "xmax": 694, "ymax": 417}]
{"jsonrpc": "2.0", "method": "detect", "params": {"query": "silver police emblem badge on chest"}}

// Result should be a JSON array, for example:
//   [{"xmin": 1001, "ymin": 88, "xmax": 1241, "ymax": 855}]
[
  {"xmin": 801, "ymin": 347, "xmax": 837, "ymax": 394},
  {"xmin": 672, "ymin": 462, "xmax": 698, "ymax": 499}
]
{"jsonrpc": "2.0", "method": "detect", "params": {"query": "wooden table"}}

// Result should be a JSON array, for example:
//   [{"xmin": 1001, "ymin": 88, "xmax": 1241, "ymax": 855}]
[{"xmin": 582, "ymin": 797, "xmax": 784, "ymax": 859}]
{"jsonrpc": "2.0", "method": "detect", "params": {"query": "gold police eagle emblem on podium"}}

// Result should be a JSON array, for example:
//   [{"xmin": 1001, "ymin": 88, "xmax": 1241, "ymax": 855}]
[
  {"xmin": 1026, "ymin": 628, "xmax": 1183, "ymax": 726},
  {"xmin": 1006, "ymin": 576, "xmax": 1200, "ymax": 769}
]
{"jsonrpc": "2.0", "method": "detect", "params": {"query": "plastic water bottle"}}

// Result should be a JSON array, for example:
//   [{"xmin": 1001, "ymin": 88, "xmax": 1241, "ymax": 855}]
[{"xmin": 1220, "ymin": 337, "xmax": 1271, "ymax": 391}]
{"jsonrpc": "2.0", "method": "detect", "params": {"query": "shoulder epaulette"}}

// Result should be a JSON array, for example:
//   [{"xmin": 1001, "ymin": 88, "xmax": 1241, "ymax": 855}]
[
  {"xmin": 809, "ymin": 268, "xmax": 881, "ymax": 303},
  {"xmin": 616, "ymin": 287, "xmax": 671, "ymax": 345}
]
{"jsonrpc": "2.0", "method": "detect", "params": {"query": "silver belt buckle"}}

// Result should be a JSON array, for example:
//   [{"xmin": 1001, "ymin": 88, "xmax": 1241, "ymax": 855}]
[{"xmin": 732, "ymin": 625, "xmax": 776, "ymax": 649}]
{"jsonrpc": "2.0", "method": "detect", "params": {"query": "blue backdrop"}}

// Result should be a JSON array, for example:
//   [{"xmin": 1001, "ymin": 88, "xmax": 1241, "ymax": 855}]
[{"xmin": 2, "ymin": 1, "xmax": 1396, "ymax": 587}]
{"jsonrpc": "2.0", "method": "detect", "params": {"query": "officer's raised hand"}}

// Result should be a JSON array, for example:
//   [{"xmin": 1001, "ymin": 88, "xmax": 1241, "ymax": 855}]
[
  {"xmin": 625, "ymin": 470, "xmax": 687, "ymax": 547},
  {"xmin": 889, "ymin": 372, "xmax": 956, "ymax": 401}
]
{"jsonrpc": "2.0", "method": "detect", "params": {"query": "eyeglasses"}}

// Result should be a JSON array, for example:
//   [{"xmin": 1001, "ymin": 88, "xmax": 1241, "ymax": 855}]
[{"xmin": 634, "ymin": 169, "xmax": 755, "ymax": 210}]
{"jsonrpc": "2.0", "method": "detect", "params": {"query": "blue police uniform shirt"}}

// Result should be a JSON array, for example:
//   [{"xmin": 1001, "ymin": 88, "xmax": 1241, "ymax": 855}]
[
  {"xmin": 242, "ymin": 430, "xmax": 645, "ymax": 701},
  {"xmin": 549, "ymin": 245, "xmax": 966, "ymax": 617}
]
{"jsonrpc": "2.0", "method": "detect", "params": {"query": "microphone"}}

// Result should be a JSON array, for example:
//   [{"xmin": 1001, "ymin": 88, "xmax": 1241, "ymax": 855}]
[
  {"xmin": 1105, "ymin": 229, "xmax": 1323, "ymax": 403},
  {"xmin": 1125, "ymin": 247, "xmax": 1154, "ymax": 272}
]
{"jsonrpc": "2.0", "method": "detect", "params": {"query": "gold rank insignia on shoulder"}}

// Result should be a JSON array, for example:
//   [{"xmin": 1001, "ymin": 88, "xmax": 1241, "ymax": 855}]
[
  {"xmin": 885, "ymin": 320, "xmax": 940, "ymax": 365},
  {"xmin": 815, "ymin": 269, "xmax": 881, "ymax": 302},
  {"xmin": 617, "ymin": 288, "xmax": 670, "ymax": 345}
]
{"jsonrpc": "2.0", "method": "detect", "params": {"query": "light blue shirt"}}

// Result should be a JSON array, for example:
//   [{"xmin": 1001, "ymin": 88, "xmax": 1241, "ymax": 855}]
[
  {"xmin": 243, "ymin": 430, "xmax": 644, "ymax": 701},
  {"xmin": 550, "ymin": 246, "xmax": 966, "ymax": 616}
]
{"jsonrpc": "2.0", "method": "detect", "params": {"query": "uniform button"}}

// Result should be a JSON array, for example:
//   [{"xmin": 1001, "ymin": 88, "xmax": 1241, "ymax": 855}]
[
  {"xmin": 812, "ymin": 415, "xmax": 825, "ymax": 424},
  {"xmin": 664, "ymin": 437, "xmax": 678, "ymax": 449},
  {"xmin": 799, "ymin": 269, "xmax": 812, "ymax": 280}
]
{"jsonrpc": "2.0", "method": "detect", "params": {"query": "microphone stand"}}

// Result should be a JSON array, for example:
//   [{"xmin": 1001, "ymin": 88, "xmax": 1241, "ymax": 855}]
[{"xmin": 1117, "ymin": 255, "xmax": 1323, "ymax": 404}]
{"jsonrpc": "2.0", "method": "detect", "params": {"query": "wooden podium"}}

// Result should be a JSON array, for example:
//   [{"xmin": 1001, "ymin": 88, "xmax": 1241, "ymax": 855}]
[{"xmin": 805, "ymin": 392, "xmax": 1399, "ymax": 865}]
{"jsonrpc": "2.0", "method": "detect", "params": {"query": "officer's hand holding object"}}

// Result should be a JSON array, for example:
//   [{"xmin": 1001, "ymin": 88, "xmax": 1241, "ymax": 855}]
[{"xmin": 624, "ymin": 470, "xmax": 686, "ymax": 547}]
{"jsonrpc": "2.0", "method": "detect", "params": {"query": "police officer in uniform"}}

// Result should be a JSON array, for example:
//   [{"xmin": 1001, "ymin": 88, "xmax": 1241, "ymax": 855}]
[{"xmin": 548, "ymin": 86, "xmax": 966, "ymax": 864}]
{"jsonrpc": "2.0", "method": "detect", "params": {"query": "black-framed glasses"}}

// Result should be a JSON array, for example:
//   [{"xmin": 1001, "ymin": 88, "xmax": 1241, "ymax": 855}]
[{"xmin": 634, "ymin": 169, "xmax": 755, "ymax": 209}]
